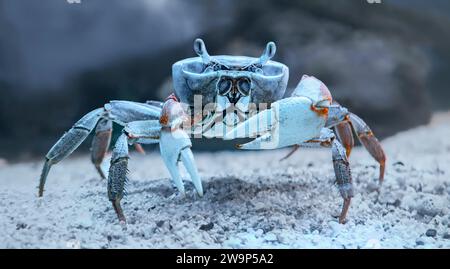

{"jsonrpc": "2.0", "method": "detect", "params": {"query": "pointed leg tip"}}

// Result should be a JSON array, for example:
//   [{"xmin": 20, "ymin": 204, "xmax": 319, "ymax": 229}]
[
  {"xmin": 378, "ymin": 173, "xmax": 385, "ymax": 186},
  {"xmin": 119, "ymin": 219, "xmax": 127, "ymax": 231},
  {"xmin": 338, "ymin": 198, "xmax": 352, "ymax": 225},
  {"xmin": 279, "ymin": 155, "xmax": 289, "ymax": 162},
  {"xmin": 374, "ymin": 184, "xmax": 382, "ymax": 197},
  {"xmin": 378, "ymin": 179, "xmax": 384, "ymax": 187},
  {"xmin": 112, "ymin": 199, "xmax": 127, "ymax": 224},
  {"xmin": 38, "ymin": 187, "xmax": 44, "ymax": 197},
  {"xmin": 95, "ymin": 165, "xmax": 107, "ymax": 179}
]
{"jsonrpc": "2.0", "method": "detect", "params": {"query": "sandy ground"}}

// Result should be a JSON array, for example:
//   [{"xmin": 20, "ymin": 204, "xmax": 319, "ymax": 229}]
[{"xmin": 1, "ymin": 113, "xmax": 449, "ymax": 249}]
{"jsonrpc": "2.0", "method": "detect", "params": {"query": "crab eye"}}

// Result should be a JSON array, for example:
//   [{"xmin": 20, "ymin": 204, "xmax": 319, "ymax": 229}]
[
  {"xmin": 217, "ymin": 78, "xmax": 232, "ymax": 95},
  {"xmin": 237, "ymin": 77, "xmax": 251, "ymax": 96}
]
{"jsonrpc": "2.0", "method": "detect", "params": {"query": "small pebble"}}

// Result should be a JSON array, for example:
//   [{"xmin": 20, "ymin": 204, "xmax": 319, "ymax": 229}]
[
  {"xmin": 16, "ymin": 223, "xmax": 27, "ymax": 230},
  {"xmin": 255, "ymin": 229, "xmax": 264, "ymax": 237},
  {"xmin": 199, "ymin": 222, "xmax": 214, "ymax": 231},
  {"xmin": 264, "ymin": 233, "xmax": 278, "ymax": 242},
  {"xmin": 425, "ymin": 229, "xmax": 437, "ymax": 237},
  {"xmin": 443, "ymin": 233, "xmax": 450, "ymax": 239}
]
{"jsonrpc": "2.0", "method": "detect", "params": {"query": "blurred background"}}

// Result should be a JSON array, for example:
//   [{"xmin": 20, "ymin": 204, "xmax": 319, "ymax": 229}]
[{"xmin": 1, "ymin": 0, "xmax": 450, "ymax": 160}]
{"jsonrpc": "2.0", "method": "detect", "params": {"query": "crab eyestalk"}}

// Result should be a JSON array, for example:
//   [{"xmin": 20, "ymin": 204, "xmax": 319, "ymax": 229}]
[
  {"xmin": 258, "ymin": 41, "xmax": 277, "ymax": 66},
  {"xmin": 194, "ymin": 38, "xmax": 211, "ymax": 65}
]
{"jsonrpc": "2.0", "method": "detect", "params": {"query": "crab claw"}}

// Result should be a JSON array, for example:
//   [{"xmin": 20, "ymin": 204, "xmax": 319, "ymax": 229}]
[
  {"xmin": 180, "ymin": 147, "xmax": 203, "ymax": 197},
  {"xmin": 160, "ymin": 129, "xmax": 203, "ymax": 197},
  {"xmin": 224, "ymin": 76, "xmax": 332, "ymax": 150},
  {"xmin": 159, "ymin": 96, "xmax": 203, "ymax": 197}
]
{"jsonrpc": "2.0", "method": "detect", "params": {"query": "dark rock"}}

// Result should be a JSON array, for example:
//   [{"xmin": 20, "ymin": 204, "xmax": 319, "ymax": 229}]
[
  {"xmin": 16, "ymin": 223, "xmax": 27, "ymax": 230},
  {"xmin": 156, "ymin": 220, "xmax": 165, "ymax": 227},
  {"xmin": 443, "ymin": 233, "xmax": 450, "ymax": 239},
  {"xmin": 388, "ymin": 199, "xmax": 402, "ymax": 208},
  {"xmin": 199, "ymin": 222, "xmax": 214, "ymax": 231},
  {"xmin": 425, "ymin": 229, "xmax": 437, "ymax": 237}
]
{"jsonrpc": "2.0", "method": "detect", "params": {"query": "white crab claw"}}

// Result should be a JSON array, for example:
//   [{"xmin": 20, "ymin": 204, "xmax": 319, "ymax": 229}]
[
  {"xmin": 180, "ymin": 148, "xmax": 203, "ymax": 197},
  {"xmin": 160, "ymin": 129, "xmax": 203, "ymax": 197},
  {"xmin": 236, "ymin": 133, "xmax": 274, "ymax": 150},
  {"xmin": 224, "ymin": 96, "xmax": 328, "ymax": 150}
]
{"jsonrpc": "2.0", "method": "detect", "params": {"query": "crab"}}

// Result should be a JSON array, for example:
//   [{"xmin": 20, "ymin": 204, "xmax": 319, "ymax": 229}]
[{"xmin": 38, "ymin": 39, "xmax": 386, "ymax": 224}]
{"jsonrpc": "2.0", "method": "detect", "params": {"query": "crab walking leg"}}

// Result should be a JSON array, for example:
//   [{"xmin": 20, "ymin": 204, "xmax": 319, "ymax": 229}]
[
  {"xmin": 348, "ymin": 113, "xmax": 386, "ymax": 185},
  {"xmin": 326, "ymin": 102, "xmax": 354, "ymax": 158},
  {"xmin": 277, "ymin": 129, "xmax": 354, "ymax": 223},
  {"xmin": 280, "ymin": 128, "xmax": 335, "ymax": 161},
  {"xmin": 332, "ymin": 139, "xmax": 354, "ymax": 224},
  {"xmin": 334, "ymin": 121, "xmax": 354, "ymax": 158},
  {"xmin": 107, "ymin": 134, "xmax": 129, "ymax": 223},
  {"xmin": 90, "ymin": 118, "xmax": 112, "ymax": 179},
  {"xmin": 39, "ymin": 108, "xmax": 104, "ymax": 197},
  {"xmin": 326, "ymin": 104, "xmax": 386, "ymax": 184},
  {"xmin": 279, "ymin": 145, "xmax": 300, "ymax": 161},
  {"xmin": 134, "ymin": 144, "xmax": 146, "ymax": 154},
  {"xmin": 107, "ymin": 120, "xmax": 161, "ymax": 222},
  {"xmin": 281, "ymin": 129, "xmax": 354, "ymax": 223}
]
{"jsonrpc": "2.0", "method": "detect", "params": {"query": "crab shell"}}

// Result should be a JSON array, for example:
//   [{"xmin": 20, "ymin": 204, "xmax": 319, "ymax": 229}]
[{"xmin": 172, "ymin": 54, "xmax": 289, "ymax": 109}]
